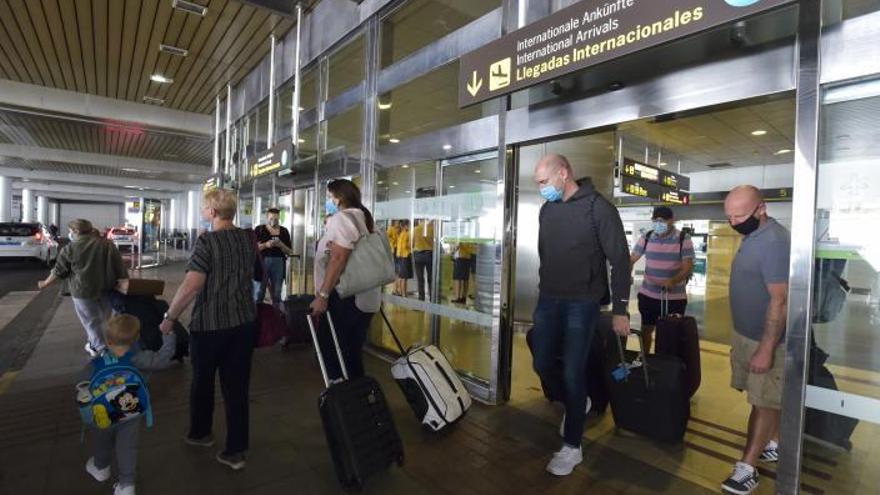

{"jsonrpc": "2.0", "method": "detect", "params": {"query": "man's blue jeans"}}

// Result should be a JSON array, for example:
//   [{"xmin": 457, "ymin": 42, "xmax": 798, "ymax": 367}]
[
  {"xmin": 531, "ymin": 295, "xmax": 600, "ymax": 448},
  {"xmin": 255, "ymin": 256, "xmax": 285, "ymax": 304}
]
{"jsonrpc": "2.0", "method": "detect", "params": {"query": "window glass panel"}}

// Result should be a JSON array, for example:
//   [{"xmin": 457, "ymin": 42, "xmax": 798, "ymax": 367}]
[
  {"xmin": 255, "ymin": 102, "xmax": 269, "ymax": 152},
  {"xmin": 276, "ymin": 84, "xmax": 294, "ymax": 142},
  {"xmin": 300, "ymin": 68, "xmax": 318, "ymax": 113},
  {"xmin": 380, "ymin": 0, "xmax": 501, "ymax": 69},
  {"xmin": 377, "ymin": 62, "xmax": 499, "ymax": 144},
  {"xmin": 322, "ymin": 105, "xmax": 363, "ymax": 179},
  {"xmin": 823, "ymin": 0, "xmax": 880, "ymax": 23},
  {"xmin": 327, "ymin": 35, "xmax": 365, "ymax": 101}
]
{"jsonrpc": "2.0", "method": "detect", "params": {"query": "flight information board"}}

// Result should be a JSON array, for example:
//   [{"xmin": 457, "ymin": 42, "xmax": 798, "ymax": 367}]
[{"xmin": 620, "ymin": 158, "xmax": 690, "ymax": 203}]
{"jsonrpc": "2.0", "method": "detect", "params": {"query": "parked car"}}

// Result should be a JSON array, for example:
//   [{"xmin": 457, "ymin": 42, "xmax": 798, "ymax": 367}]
[
  {"xmin": 0, "ymin": 222, "xmax": 58, "ymax": 266},
  {"xmin": 107, "ymin": 226, "xmax": 138, "ymax": 252}
]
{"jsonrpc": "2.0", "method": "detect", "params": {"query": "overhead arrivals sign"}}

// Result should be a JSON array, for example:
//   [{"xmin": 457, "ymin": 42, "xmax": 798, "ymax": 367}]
[
  {"xmin": 458, "ymin": 0, "xmax": 794, "ymax": 107},
  {"xmin": 249, "ymin": 138, "xmax": 294, "ymax": 179},
  {"xmin": 620, "ymin": 158, "xmax": 690, "ymax": 204}
]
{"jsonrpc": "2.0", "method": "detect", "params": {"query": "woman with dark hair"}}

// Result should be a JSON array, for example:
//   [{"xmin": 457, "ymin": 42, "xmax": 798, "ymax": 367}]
[{"xmin": 310, "ymin": 179, "xmax": 382, "ymax": 380}]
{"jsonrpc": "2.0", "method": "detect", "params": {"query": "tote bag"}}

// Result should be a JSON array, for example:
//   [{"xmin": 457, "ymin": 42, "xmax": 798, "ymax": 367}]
[{"xmin": 335, "ymin": 211, "xmax": 396, "ymax": 298}]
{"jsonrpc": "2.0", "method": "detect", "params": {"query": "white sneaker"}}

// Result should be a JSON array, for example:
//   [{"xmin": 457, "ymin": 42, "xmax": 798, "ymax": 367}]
[
  {"xmin": 759, "ymin": 440, "xmax": 779, "ymax": 463},
  {"xmin": 85, "ymin": 457, "xmax": 110, "ymax": 482},
  {"xmin": 84, "ymin": 343, "xmax": 98, "ymax": 358},
  {"xmin": 546, "ymin": 445, "xmax": 583, "ymax": 476},
  {"xmin": 721, "ymin": 462, "xmax": 759, "ymax": 495},
  {"xmin": 559, "ymin": 397, "xmax": 593, "ymax": 438},
  {"xmin": 113, "ymin": 483, "xmax": 136, "ymax": 495}
]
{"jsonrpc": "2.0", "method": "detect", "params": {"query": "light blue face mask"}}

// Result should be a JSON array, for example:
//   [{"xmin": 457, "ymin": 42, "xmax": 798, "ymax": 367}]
[
  {"xmin": 199, "ymin": 219, "xmax": 212, "ymax": 232},
  {"xmin": 540, "ymin": 184, "xmax": 563, "ymax": 202},
  {"xmin": 653, "ymin": 221, "xmax": 669, "ymax": 235},
  {"xmin": 325, "ymin": 198, "xmax": 339, "ymax": 216}
]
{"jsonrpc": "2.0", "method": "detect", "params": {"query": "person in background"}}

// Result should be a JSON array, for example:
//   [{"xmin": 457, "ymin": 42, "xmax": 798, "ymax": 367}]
[
  {"xmin": 81, "ymin": 314, "xmax": 176, "ymax": 495},
  {"xmin": 38, "ymin": 219, "xmax": 128, "ymax": 357},
  {"xmin": 629, "ymin": 206, "xmax": 695, "ymax": 352},
  {"xmin": 254, "ymin": 208, "xmax": 294, "ymax": 307},
  {"xmin": 720, "ymin": 185, "xmax": 790, "ymax": 495},
  {"xmin": 412, "ymin": 218, "xmax": 435, "ymax": 301},
  {"xmin": 160, "ymin": 189, "xmax": 257, "ymax": 472},
  {"xmin": 452, "ymin": 241, "xmax": 476, "ymax": 304},
  {"xmin": 310, "ymin": 179, "xmax": 381, "ymax": 381},
  {"xmin": 387, "ymin": 220, "xmax": 401, "ymax": 259},
  {"xmin": 395, "ymin": 220, "xmax": 412, "ymax": 297},
  {"xmin": 530, "ymin": 153, "xmax": 631, "ymax": 477}
]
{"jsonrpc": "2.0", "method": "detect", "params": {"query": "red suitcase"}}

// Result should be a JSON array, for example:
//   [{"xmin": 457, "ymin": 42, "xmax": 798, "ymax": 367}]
[{"xmin": 654, "ymin": 290, "xmax": 701, "ymax": 398}]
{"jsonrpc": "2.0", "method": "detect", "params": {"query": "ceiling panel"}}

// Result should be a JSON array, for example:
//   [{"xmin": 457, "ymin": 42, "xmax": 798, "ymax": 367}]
[{"xmin": 0, "ymin": 0, "xmax": 297, "ymax": 114}]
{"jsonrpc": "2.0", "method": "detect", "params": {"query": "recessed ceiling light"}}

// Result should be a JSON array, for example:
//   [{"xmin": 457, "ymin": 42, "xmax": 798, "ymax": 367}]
[
  {"xmin": 378, "ymin": 102, "xmax": 392, "ymax": 110},
  {"xmin": 297, "ymin": 138, "xmax": 305, "ymax": 143},
  {"xmin": 298, "ymin": 107, "xmax": 305, "ymax": 111},
  {"xmin": 389, "ymin": 138, "xmax": 400, "ymax": 144},
  {"xmin": 659, "ymin": 162, "xmax": 667, "ymax": 166},
  {"xmin": 474, "ymin": 170, "xmax": 481, "ymax": 174},
  {"xmin": 124, "ymin": 185, "xmax": 138, "ymax": 189},
  {"xmin": 401, "ymin": 164, "xmax": 409, "ymax": 169},
  {"xmin": 21, "ymin": 178, "xmax": 30, "ymax": 182},
  {"xmin": 405, "ymin": 190, "xmax": 411, "ymax": 194},
  {"xmin": 774, "ymin": 149, "xmax": 792, "ymax": 155},
  {"xmin": 442, "ymin": 144, "xmax": 452, "ymax": 151},
  {"xmin": 159, "ymin": 44, "xmax": 188, "ymax": 57},
  {"xmin": 142, "ymin": 95, "xmax": 165, "ymax": 105},
  {"xmin": 151, "ymin": 74, "xmax": 173, "ymax": 84},
  {"xmin": 751, "ymin": 129, "xmax": 767, "ymax": 136},
  {"xmin": 377, "ymin": 180, "xmax": 384, "ymax": 185},
  {"xmin": 449, "ymin": 185, "xmax": 456, "ymax": 189},
  {"xmin": 392, "ymin": 182, "xmax": 399, "ymax": 186}
]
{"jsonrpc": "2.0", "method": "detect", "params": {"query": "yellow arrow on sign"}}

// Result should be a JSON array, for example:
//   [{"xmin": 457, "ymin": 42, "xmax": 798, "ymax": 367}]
[{"xmin": 466, "ymin": 71, "xmax": 483, "ymax": 97}]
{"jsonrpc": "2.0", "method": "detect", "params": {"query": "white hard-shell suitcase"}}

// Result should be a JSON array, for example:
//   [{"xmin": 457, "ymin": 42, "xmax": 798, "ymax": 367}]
[{"xmin": 380, "ymin": 309, "xmax": 472, "ymax": 431}]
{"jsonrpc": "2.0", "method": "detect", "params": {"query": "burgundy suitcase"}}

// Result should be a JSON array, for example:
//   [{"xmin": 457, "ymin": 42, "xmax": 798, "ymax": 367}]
[{"xmin": 654, "ymin": 291, "xmax": 701, "ymax": 398}]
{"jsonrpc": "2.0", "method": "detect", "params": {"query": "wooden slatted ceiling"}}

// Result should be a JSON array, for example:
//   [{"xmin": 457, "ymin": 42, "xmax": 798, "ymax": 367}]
[
  {"xmin": 0, "ymin": 0, "xmax": 295, "ymax": 114},
  {"xmin": 0, "ymin": 110, "xmax": 212, "ymax": 164}
]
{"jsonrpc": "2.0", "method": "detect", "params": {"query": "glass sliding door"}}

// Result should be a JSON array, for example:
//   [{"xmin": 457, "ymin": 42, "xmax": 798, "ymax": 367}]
[{"xmin": 798, "ymin": 77, "xmax": 880, "ymax": 494}]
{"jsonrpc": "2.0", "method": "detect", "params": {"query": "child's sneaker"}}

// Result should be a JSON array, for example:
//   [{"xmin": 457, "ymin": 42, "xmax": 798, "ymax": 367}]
[
  {"xmin": 85, "ymin": 457, "xmax": 110, "ymax": 482},
  {"xmin": 113, "ymin": 482, "xmax": 136, "ymax": 495}
]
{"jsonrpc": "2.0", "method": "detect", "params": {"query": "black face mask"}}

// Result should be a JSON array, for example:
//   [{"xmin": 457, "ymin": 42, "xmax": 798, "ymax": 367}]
[{"xmin": 731, "ymin": 205, "xmax": 761, "ymax": 236}]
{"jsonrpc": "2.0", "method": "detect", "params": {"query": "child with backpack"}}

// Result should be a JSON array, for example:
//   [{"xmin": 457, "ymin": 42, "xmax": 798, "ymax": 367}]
[{"xmin": 76, "ymin": 314, "xmax": 176, "ymax": 495}]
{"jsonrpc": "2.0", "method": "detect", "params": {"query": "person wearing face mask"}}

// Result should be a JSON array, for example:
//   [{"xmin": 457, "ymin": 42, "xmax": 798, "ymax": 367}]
[
  {"xmin": 530, "ymin": 153, "xmax": 632, "ymax": 477},
  {"xmin": 629, "ymin": 206, "xmax": 695, "ymax": 352},
  {"xmin": 310, "ymin": 179, "xmax": 381, "ymax": 381},
  {"xmin": 38, "ymin": 219, "xmax": 128, "ymax": 357},
  {"xmin": 254, "ymin": 208, "xmax": 293, "ymax": 307},
  {"xmin": 720, "ymin": 185, "xmax": 790, "ymax": 495}
]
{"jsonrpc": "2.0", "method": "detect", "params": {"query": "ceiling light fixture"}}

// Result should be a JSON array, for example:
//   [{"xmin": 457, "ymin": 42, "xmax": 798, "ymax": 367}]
[
  {"xmin": 659, "ymin": 162, "xmax": 668, "ymax": 166},
  {"xmin": 442, "ymin": 144, "xmax": 452, "ymax": 151},
  {"xmin": 405, "ymin": 190, "xmax": 411, "ymax": 194},
  {"xmin": 377, "ymin": 180, "xmax": 384, "ymax": 185},
  {"xmin": 172, "ymin": 0, "xmax": 207, "ymax": 17},
  {"xmin": 774, "ymin": 149, "xmax": 792, "ymax": 155},
  {"xmin": 124, "ymin": 185, "xmax": 139, "ymax": 189},
  {"xmin": 389, "ymin": 138, "xmax": 400, "ymax": 144},
  {"xmin": 751, "ymin": 129, "xmax": 767, "ymax": 136},
  {"xmin": 159, "ymin": 44, "xmax": 189, "ymax": 57},
  {"xmin": 474, "ymin": 170, "xmax": 481, "ymax": 174},
  {"xmin": 151, "ymin": 74, "xmax": 173, "ymax": 84},
  {"xmin": 378, "ymin": 102, "xmax": 392, "ymax": 110},
  {"xmin": 401, "ymin": 164, "xmax": 409, "ymax": 169},
  {"xmin": 392, "ymin": 182, "xmax": 399, "ymax": 186},
  {"xmin": 449, "ymin": 185, "xmax": 456, "ymax": 189},
  {"xmin": 142, "ymin": 96, "xmax": 165, "ymax": 105}
]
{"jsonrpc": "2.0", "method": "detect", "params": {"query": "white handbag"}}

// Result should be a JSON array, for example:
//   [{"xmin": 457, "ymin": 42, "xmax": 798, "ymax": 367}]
[{"xmin": 335, "ymin": 211, "xmax": 396, "ymax": 298}]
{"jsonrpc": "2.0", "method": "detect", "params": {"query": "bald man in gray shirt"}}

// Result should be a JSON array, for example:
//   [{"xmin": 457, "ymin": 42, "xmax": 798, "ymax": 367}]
[{"xmin": 721, "ymin": 185, "xmax": 790, "ymax": 495}]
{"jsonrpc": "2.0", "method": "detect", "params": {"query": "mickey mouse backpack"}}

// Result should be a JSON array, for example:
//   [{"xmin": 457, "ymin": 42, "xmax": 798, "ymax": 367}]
[{"xmin": 76, "ymin": 351, "xmax": 153, "ymax": 429}]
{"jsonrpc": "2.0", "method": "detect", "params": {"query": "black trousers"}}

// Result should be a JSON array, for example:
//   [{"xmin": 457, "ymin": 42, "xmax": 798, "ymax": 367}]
[
  {"xmin": 316, "ymin": 291, "xmax": 374, "ymax": 381},
  {"xmin": 413, "ymin": 250, "xmax": 433, "ymax": 300},
  {"xmin": 189, "ymin": 322, "xmax": 256, "ymax": 455}
]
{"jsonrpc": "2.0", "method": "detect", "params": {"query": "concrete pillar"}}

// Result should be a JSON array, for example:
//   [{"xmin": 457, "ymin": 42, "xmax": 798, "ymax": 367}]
[
  {"xmin": 21, "ymin": 188, "xmax": 34, "ymax": 222},
  {"xmin": 169, "ymin": 197, "xmax": 179, "ymax": 232},
  {"xmin": 0, "ymin": 176, "xmax": 11, "ymax": 222},
  {"xmin": 37, "ymin": 196, "xmax": 49, "ymax": 225},
  {"xmin": 50, "ymin": 202, "xmax": 60, "ymax": 227},
  {"xmin": 187, "ymin": 189, "xmax": 201, "ymax": 237}
]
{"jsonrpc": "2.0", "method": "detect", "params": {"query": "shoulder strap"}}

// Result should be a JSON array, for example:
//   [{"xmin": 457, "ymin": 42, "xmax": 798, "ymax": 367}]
[
  {"xmin": 588, "ymin": 195, "xmax": 605, "ymax": 258},
  {"xmin": 678, "ymin": 230, "xmax": 686, "ymax": 259},
  {"xmin": 339, "ymin": 210, "xmax": 369, "ymax": 237},
  {"xmin": 643, "ymin": 231, "xmax": 654, "ymax": 251}
]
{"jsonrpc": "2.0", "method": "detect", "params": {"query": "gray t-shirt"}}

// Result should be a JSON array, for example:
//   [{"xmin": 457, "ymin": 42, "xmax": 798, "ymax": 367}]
[{"xmin": 729, "ymin": 218, "xmax": 791, "ymax": 341}]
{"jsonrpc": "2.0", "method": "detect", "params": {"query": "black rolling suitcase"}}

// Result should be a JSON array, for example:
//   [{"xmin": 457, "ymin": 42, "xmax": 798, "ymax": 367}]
[
  {"xmin": 306, "ymin": 312, "xmax": 404, "ymax": 490},
  {"xmin": 283, "ymin": 295, "xmax": 314, "ymax": 348},
  {"xmin": 654, "ymin": 290, "xmax": 702, "ymax": 398},
  {"xmin": 606, "ymin": 330, "xmax": 689, "ymax": 443}
]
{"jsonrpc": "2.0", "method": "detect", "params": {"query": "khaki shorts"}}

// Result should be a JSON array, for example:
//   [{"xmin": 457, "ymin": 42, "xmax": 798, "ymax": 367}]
[{"xmin": 730, "ymin": 332, "xmax": 785, "ymax": 410}]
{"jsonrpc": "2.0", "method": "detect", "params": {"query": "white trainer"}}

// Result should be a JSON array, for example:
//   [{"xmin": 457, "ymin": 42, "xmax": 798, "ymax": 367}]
[
  {"xmin": 85, "ymin": 457, "xmax": 110, "ymax": 482},
  {"xmin": 546, "ymin": 445, "xmax": 583, "ymax": 476},
  {"xmin": 113, "ymin": 483, "xmax": 136, "ymax": 495},
  {"xmin": 84, "ymin": 342, "xmax": 98, "ymax": 358}
]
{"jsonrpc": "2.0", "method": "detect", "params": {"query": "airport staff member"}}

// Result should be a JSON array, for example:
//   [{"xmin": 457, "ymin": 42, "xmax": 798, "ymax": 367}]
[
  {"xmin": 530, "ymin": 153, "xmax": 631, "ymax": 477},
  {"xmin": 629, "ymin": 206, "xmax": 695, "ymax": 352},
  {"xmin": 721, "ymin": 185, "xmax": 790, "ymax": 495}
]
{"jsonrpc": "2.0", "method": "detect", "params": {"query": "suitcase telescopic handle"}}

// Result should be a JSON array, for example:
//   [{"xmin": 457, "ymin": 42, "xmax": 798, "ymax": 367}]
[
  {"xmin": 379, "ymin": 306, "xmax": 408, "ymax": 355},
  {"xmin": 306, "ymin": 312, "xmax": 350, "ymax": 389},
  {"xmin": 614, "ymin": 328, "xmax": 652, "ymax": 388}
]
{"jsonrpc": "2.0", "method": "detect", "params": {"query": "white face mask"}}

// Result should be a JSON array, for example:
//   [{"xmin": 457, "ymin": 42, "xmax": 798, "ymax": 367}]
[{"xmin": 68, "ymin": 232, "xmax": 79, "ymax": 242}]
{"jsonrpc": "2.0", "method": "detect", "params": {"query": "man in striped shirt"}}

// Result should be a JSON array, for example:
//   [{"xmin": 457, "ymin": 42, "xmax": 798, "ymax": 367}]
[{"xmin": 630, "ymin": 206, "xmax": 695, "ymax": 352}]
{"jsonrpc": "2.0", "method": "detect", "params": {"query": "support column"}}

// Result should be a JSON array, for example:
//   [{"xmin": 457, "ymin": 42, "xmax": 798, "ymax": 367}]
[
  {"xmin": 50, "ymin": 202, "xmax": 60, "ymax": 227},
  {"xmin": 21, "ymin": 188, "xmax": 34, "ymax": 222},
  {"xmin": 0, "ymin": 176, "xmax": 11, "ymax": 222},
  {"xmin": 169, "ymin": 197, "xmax": 179, "ymax": 233},
  {"xmin": 187, "ymin": 189, "xmax": 201, "ymax": 242},
  {"xmin": 37, "ymin": 195, "xmax": 48, "ymax": 225}
]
